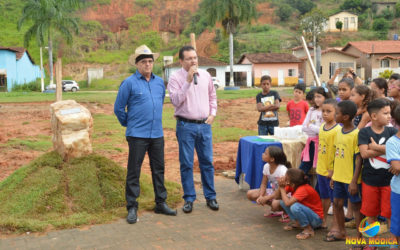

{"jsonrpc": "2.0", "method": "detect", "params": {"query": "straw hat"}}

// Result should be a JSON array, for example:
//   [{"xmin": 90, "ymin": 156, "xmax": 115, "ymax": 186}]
[{"xmin": 128, "ymin": 45, "xmax": 160, "ymax": 65}]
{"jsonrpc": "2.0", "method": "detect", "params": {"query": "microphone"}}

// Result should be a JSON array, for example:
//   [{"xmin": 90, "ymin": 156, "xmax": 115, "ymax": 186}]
[{"xmin": 193, "ymin": 73, "xmax": 197, "ymax": 85}]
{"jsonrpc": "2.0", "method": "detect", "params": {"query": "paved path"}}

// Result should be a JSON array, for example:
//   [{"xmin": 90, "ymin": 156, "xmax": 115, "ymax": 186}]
[{"xmin": 1, "ymin": 176, "xmax": 350, "ymax": 249}]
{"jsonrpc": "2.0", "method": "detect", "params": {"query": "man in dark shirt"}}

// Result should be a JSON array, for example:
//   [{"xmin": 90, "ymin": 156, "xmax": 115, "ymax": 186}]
[{"xmin": 114, "ymin": 45, "xmax": 177, "ymax": 224}]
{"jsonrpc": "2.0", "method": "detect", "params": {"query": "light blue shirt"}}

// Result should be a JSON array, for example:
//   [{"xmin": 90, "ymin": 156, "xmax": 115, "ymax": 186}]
[
  {"xmin": 386, "ymin": 135, "xmax": 400, "ymax": 194},
  {"xmin": 114, "ymin": 71, "xmax": 165, "ymax": 138}
]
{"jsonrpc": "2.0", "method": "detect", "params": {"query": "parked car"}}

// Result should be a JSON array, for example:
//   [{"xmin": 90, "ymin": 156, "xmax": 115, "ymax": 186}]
[
  {"xmin": 45, "ymin": 83, "xmax": 56, "ymax": 90},
  {"xmin": 62, "ymin": 80, "xmax": 79, "ymax": 92},
  {"xmin": 212, "ymin": 77, "xmax": 220, "ymax": 89}
]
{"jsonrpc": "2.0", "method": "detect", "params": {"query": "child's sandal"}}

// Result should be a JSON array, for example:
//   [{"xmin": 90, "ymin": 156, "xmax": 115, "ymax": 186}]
[
  {"xmin": 296, "ymin": 231, "xmax": 314, "ymax": 240},
  {"xmin": 283, "ymin": 222, "xmax": 300, "ymax": 231}
]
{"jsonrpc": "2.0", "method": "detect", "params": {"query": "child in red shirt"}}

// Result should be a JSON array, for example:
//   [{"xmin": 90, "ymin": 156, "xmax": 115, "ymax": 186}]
[
  {"xmin": 278, "ymin": 168, "xmax": 324, "ymax": 240},
  {"xmin": 286, "ymin": 83, "xmax": 309, "ymax": 126}
]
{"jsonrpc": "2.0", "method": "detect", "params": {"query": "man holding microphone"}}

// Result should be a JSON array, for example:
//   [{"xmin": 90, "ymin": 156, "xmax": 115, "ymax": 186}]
[{"xmin": 167, "ymin": 46, "xmax": 218, "ymax": 213}]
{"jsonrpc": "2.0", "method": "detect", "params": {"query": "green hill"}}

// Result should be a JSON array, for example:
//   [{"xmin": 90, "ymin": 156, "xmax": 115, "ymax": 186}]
[{"xmin": 1, "ymin": 0, "xmax": 399, "ymax": 85}]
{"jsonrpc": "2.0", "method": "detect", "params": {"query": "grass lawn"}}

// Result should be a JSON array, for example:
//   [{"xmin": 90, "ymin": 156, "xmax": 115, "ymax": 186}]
[{"xmin": 0, "ymin": 87, "xmax": 293, "ymax": 103}]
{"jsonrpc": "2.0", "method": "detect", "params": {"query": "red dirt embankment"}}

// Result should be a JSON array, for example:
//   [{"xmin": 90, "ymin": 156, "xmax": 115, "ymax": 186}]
[{"xmin": 0, "ymin": 97, "xmax": 289, "ymax": 183}]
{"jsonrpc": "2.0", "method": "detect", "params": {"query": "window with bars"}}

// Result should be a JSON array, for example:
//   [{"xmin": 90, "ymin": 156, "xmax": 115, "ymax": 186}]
[
  {"xmin": 381, "ymin": 59, "xmax": 390, "ymax": 68},
  {"xmin": 288, "ymin": 69, "xmax": 296, "ymax": 77}
]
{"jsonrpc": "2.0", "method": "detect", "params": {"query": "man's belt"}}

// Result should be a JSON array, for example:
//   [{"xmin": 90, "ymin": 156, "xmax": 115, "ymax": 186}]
[{"xmin": 177, "ymin": 116, "xmax": 207, "ymax": 124}]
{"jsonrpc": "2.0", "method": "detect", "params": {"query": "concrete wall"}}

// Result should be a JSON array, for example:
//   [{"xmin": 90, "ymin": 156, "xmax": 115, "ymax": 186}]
[
  {"xmin": 371, "ymin": 55, "xmax": 400, "ymax": 78},
  {"xmin": 344, "ymin": 46, "xmax": 371, "ymax": 80},
  {"xmin": 374, "ymin": 3, "xmax": 396, "ymax": 15},
  {"xmin": 88, "ymin": 68, "xmax": 104, "ymax": 85},
  {"xmin": 325, "ymin": 12, "xmax": 358, "ymax": 32},
  {"xmin": 253, "ymin": 63, "xmax": 299, "ymax": 86},
  {"xmin": 0, "ymin": 50, "xmax": 17, "ymax": 92},
  {"xmin": 303, "ymin": 52, "xmax": 357, "ymax": 86},
  {"xmin": 0, "ymin": 50, "xmax": 41, "ymax": 91},
  {"xmin": 15, "ymin": 52, "xmax": 41, "ymax": 89}
]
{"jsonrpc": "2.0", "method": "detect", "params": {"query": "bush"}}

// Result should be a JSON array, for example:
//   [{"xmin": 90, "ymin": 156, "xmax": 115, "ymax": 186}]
[
  {"xmin": 276, "ymin": 4, "xmax": 293, "ymax": 21},
  {"xmin": 289, "ymin": 0, "xmax": 315, "ymax": 15},
  {"xmin": 135, "ymin": 0, "xmax": 153, "ymax": 8},
  {"xmin": 379, "ymin": 69, "xmax": 394, "ymax": 79},
  {"xmin": 373, "ymin": 18, "xmax": 390, "ymax": 39},
  {"xmin": 396, "ymin": 2, "xmax": 400, "ymax": 17},
  {"xmin": 11, "ymin": 79, "xmax": 41, "ymax": 92},
  {"xmin": 379, "ymin": 8, "xmax": 394, "ymax": 20},
  {"xmin": 336, "ymin": 20, "xmax": 343, "ymax": 31}
]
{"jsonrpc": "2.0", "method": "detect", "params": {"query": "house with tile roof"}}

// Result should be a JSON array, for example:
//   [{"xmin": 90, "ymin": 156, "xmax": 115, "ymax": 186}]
[
  {"xmin": 164, "ymin": 56, "xmax": 252, "ymax": 88},
  {"xmin": 0, "ymin": 47, "xmax": 41, "ymax": 92},
  {"xmin": 342, "ymin": 40, "xmax": 400, "ymax": 80},
  {"xmin": 238, "ymin": 53, "xmax": 301, "ymax": 86},
  {"xmin": 298, "ymin": 48, "xmax": 359, "ymax": 86}
]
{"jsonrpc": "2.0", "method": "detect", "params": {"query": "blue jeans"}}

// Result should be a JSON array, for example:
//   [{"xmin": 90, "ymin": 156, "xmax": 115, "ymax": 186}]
[
  {"xmin": 258, "ymin": 124, "xmax": 274, "ymax": 135},
  {"xmin": 176, "ymin": 120, "xmax": 216, "ymax": 202},
  {"xmin": 279, "ymin": 201, "xmax": 323, "ymax": 228}
]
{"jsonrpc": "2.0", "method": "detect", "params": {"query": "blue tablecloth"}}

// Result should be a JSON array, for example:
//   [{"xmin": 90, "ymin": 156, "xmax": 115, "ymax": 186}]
[{"xmin": 235, "ymin": 136, "xmax": 282, "ymax": 189}]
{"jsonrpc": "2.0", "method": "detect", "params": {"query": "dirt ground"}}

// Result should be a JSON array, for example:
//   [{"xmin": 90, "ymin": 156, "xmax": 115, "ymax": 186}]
[{"xmin": 0, "ymin": 97, "xmax": 290, "ymax": 183}]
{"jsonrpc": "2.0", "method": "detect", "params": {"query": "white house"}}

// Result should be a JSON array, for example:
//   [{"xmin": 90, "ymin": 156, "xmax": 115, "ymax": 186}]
[
  {"xmin": 324, "ymin": 11, "xmax": 358, "ymax": 32},
  {"xmin": 164, "ymin": 56, "xmax": 252, "ymax": 87}
]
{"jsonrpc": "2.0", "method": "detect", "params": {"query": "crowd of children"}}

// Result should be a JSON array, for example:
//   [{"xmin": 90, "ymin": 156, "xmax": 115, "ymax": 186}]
[{"xmin": 252, "ymin": 74, "xmax": 400, "ymax": 248}]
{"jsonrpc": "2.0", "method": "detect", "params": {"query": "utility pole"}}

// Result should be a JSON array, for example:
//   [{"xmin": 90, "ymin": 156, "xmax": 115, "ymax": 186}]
[{"xmin": 40, "ymin": 47, "xmax": 44, "ymax": 92}]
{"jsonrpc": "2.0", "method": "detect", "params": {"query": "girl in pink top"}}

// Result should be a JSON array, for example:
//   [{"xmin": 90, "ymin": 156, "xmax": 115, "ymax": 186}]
[{"xmin": 299, "ymin": 87, "xmax": 331, "ymax": 175}]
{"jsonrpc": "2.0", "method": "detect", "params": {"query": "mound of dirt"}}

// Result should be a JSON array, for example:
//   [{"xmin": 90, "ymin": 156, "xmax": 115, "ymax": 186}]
[{"xmin": 0, "ymin": 152, "xmax": 181, "ymax": 233}]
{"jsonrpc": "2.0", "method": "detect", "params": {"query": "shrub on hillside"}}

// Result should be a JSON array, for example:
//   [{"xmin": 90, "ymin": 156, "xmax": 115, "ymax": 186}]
[{"xmin": 276, "ymin": 4, "xmax": 293, "ymax": 21}]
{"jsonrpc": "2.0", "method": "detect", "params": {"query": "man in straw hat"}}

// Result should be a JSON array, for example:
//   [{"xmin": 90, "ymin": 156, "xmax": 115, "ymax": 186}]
[
  {"xmin": 167, "ymin": 45, "xmax": 219, "ymax": 213},
  {"xmin": 115, "ymin": 45, "xmax": 177, "ymax": 224}
]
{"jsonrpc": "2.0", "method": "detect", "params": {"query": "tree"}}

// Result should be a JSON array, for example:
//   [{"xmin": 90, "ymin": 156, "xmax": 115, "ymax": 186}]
[
  {"xmin": 336, "ymin": 20, "xmax": 343, "ymax": 31},
  {"xmin": 300, "ymin": 9, "xmax": 327, "ymax": 77},
  {"xmin": 340, "ymin": 0, "xmax": 371, "ymax": 14},
  {"xmin": 290, "ymin": 0, "xmax": 315, "ymax": 15},
  {"xmin": 373, "ymin": 18, "xmax": 390, "ymax": 39},
  {"xmin": 18, "ymin": 0, "xmax": 80, "ymax": 85},
  {"xmin": 396, "ymin": 2, "xmax": 400, "ymax": 18},
  {"xmin": 276, "ymin": 4, "xmax": 293, "ymax": 21},
  {"xmin": 300, "ymin": 9, "xmax": 327, "ymax": 42},
  {"xmin": 200, "ymin": 0, "xmax": 256, "ymax": 87}
]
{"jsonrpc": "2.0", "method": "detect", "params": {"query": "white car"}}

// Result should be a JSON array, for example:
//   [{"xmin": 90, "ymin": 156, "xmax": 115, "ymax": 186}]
[
  {"xmin": 212, "ymin": 77, "xmax": 220, "ymax": 89},
  {"xmin": 62, "ymin": 80, "xmax": 80, "ymax": 92}
]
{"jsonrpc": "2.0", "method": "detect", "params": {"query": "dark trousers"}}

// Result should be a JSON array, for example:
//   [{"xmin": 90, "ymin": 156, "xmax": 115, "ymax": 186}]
[{"xmin": 126, "ymin": 136, "xmax": 167, "ymax": 210}]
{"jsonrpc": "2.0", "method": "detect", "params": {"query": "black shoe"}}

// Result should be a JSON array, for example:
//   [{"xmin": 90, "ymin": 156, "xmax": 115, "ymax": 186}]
[
  {"xmin": 154, "ymin": 202, "xmax": 177, "ymax": 216},
  {"xmin": 127, "ymin": 207, "xmax": 137, "ymax": 224},
  {"xmin": 206, "ymin": 199, "xmax": 219, "ymax": 211},
  {"xmin": 182, "ymin": 201, "xmax": 193, "ymax": 213}
]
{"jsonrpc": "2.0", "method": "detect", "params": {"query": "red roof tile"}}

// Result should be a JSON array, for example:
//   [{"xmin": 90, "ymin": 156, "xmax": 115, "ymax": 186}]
[
  {"xmin": 166, "ymin": 56, "xmax": 227, "ymax": 68},
  {"xmin": 238, "ymin": 53, "xmax": 301, "ymax": 64},
  {"xmin": 299, "ymin": 48, "xmax": 359, "ymax": 60},
  {"xmin": 342, "ymin": 41, "xmax": 400, "ymax": 54}
]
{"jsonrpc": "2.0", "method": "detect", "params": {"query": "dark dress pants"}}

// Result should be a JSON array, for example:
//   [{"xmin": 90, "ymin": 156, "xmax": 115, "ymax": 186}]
[{"xmin": 126, "ymin": 136, "xmax": 167, "ymax": 210}]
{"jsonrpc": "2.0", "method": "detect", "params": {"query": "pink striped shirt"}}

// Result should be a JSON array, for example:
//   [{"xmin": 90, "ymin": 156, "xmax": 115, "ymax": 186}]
[{"xmin": 167, "ymin": 68, "xmax": 217, "ymax": 120}]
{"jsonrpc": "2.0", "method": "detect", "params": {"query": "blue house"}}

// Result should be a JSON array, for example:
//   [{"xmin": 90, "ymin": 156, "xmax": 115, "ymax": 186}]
[{"xmin": 0, "ymin": 47, "xmax": 42, "ymax": 92}]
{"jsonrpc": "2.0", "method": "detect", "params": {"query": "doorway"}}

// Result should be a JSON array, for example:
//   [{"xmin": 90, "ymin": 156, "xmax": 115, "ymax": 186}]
[{"xmin": 0, "ymin": 74, "xmax": 6, "ymax": 92}]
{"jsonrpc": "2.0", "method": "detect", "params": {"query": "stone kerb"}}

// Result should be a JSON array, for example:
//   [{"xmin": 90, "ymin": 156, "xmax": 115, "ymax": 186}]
[{"xmin": 50, "ymin": 100, "xmax": 93, "ymax": 161}]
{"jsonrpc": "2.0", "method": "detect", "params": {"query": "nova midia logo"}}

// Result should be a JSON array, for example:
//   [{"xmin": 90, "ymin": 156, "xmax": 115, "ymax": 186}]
[{"xmin": 358, "ymin": 217, "xmax": 380, "ymax": 237}]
